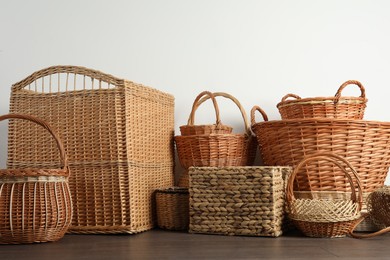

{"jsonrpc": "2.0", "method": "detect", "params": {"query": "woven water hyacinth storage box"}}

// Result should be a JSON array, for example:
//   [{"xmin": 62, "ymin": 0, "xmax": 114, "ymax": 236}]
[
  {"xmin": 189, "ymin": 166, "xmax": 291, "ymax": 237},
  {"xmin": 8, "ymin": 65, "xmax": 175, "ymax": 234}
]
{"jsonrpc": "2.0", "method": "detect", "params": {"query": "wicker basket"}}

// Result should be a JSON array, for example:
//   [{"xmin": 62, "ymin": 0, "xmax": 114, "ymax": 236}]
[
  {"xmin": 175, "ymin": 92, "xmax": 258, "ymax": 171},
  {"xmin": 251, "ymin": 106, "xmax": 390, "ymax": 193},
  {"xmin": 155, "ymin": 187, "xmax": 189, "ymax": 231},
  {"xmin": 179, "ymin": 91, "xmax": 232, "ymax": 135},
  {"xmin": 277, "ymin": 80, "xmax": 367, "ymax": 120},
  {"xmin": 189, "ymin": 166, "xmax": 291, "ymax": 237},
  {"xmin": 286, "ymin": 153, "xmax": 363, "ymax": 238},
  {"xmin": 350, "ymin": 186, "xmax": 390, "ymax": 238},
  {"xmin": 0, "ymin": 114, "xmax": 72, "ymax": 244},
  {"xmin": 8, "ymin": 65, "xmax": 175, "ymax": 234}
]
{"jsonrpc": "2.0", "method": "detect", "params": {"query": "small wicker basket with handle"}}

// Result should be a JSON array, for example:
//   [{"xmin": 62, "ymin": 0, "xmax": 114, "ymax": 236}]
[
  {"xmin": 286, "ymin": 153, "xmax": 363, "ymax": 238},
  {"xmin": 0, "ymin": 114, "xmax": 72, "ymax": 244},
  {"xmin": 180, "ymin": 91, "xmax": 232, "ymax": 135},
  {"xmin": 277, "ymin": 80, "xmax": 367, "ymax": 120}
]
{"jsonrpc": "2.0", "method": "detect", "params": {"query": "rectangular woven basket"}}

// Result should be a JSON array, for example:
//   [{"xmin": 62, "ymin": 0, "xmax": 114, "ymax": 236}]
[
  {"xmin": 189, "ymin": 166, "xmax": 291, "ymax": 237},
  {"xmin": 8, "ymin": 65, "xmax": 175, "ymax": 234}
]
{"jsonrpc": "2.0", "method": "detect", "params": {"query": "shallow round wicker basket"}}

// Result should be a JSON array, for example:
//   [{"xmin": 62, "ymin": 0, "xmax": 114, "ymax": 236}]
[
  {"xmin": 179, "ymin": 91, "xmax": 232, "ymax": 136},
  {"xmin": 277, "ymin": 80, "xmax": 367, "ymax": 120},
  {"xmin": 251, "ymin": 106, "xmax": 390, "ymax": 193},
  {"xmin": 0, "ymin": 114, "xmax": 72, "ymax": 244},
  {"xmin": 155, "ymin": 187, "xmax": 189, "ymax": 231},
  {"xmin": 287, "ymin": 153, "xmax": 363, "ymax": 238},
  {"xmin": 175, "ymin": 92, "xmax": 258, "ymax": 170}
]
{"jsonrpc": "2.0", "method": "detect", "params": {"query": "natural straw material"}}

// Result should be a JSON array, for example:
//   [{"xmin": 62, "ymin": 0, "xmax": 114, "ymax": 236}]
[
  {"xmin": 350, "ymin": 186, "xmax": 390, "ymax": 238},
  {"xmin": 251, "ymin": 106, "xmax": 390, "ymax": 193},
  {"xmin": 0, "ymin": 114, "xmax": 72, "ymax": 244},
  {"xmin": 175, "ymin": 92, "xmax": 258, "ymax": 170},
  {"xmin": 189, "ymin": 166, "xmax": 291, "ymax": 237},
  {"xmin": 180, "ymin": 91, "xmax": 232, "ymax": 135},
  {"xmin": 286, "ymin": 153, "xmax": 362, "ymax": 238},
  {"xmin": 155, "ymin": 187, "xmax": 189, "ymax": 231},
  {"xmin": 277, "ymin": 80, "xmax": 367, "ymax": 120},
  {"xmin": 8, "ymin": 65, "xmax": 175, "ymax": 234}
]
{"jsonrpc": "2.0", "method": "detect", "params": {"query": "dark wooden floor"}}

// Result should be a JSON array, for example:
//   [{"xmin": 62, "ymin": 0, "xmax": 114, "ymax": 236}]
[{"xmin": 1, "ymin": 229, "xmax": 390, "ymax": 260}]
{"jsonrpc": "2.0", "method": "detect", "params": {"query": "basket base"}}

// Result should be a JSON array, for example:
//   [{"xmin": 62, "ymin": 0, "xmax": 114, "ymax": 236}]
[{"xmin": 293, "ymin": 219, "xmax": 360, "ymax": 238}]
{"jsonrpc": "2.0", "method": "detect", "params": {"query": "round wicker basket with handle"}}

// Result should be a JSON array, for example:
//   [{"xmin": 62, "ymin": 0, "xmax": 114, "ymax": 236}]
[
  {"xmin": 277, "ymin": 80, "xmax": 367, "ymax": 120},
  {"xmin": 175, "ymin": 92, "xmax": 258, "ymax": 171},
  {"xmin": 179, "ymin": 91, "xmax": 232, "ymax": 135},
  {"xmin": 286, "ymin": 153, "xmax": 363, "ymax": 238},
  {"xmin": 0, "ymin": 114, "xmax": 72, "ymax": 244}
]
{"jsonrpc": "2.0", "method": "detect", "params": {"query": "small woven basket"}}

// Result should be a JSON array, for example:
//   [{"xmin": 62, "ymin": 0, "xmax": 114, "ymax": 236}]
[
  {"xmin": 175, "ymin": 92, "xmax": 258, "ymax": 185},
  {"xmin": 0, "ymin": 114, "xmax": 72, "ymax": 244},
  {"xmin": 155, "ymin": 187, "xmax": 189, "ymax": 231},
  {"xmin": 350, "ymin": 186, "xmax": 390, "ymax": 238},
  {"xmin": 286, "ymin": 153, "xmax": 363, "ymax": 238},
  {"xmin": 277, "ymin": 80, "xmax": 367, "ymax": 120},
  {"xmin": 179, "ymin": 91, "xmax": 232, "ymax": 136}
]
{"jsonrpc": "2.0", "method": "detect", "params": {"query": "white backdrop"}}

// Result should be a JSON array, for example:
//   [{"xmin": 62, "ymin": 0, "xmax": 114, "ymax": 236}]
[{"xmin": 1, "ymin": 0, "xmax": 390, "ymax": 183}]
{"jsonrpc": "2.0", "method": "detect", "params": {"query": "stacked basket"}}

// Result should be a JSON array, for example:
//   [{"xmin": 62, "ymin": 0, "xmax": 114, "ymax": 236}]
[{"xmin": 251, "ymin": 80, "xmax": 390, "ymax": 236}]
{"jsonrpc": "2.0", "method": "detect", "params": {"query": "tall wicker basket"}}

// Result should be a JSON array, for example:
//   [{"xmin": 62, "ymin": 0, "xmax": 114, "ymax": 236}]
[
  {"xmin": 0, "ymin": 114, "xmax": 72, "ymax": 244},
  {"xmin": 8, "ymin": 65, "xmax": 175, "ymax": 234}
]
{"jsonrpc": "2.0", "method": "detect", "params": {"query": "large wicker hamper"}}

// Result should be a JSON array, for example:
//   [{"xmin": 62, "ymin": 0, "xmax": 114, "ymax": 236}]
[{"xmin": 8, "ymin": 65, "xmax": 175, "ymax": 234}]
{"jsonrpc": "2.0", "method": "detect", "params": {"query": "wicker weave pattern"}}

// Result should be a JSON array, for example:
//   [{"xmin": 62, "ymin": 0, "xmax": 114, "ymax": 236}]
[
  {"xmin": 8, "ymin": 65, "xmax": 175, "ymax": 234},
  {"xmin": 0, "ymin": 114, "xmax": 72, "ymax": 244},
  {"xmin": 189, "ymin": 166, "xmax": 291, "ymax": 237},
  {"xmin": 155, "ymin": 187, "xmax": 189, "ymax": 231},
  {"xmin": 277, "ymin": 80, "xmax": 367, "ymax": 120},
  {"xmin": 251, "ymin": 108, "xmax": 390, "ymax": 193},
  {"xmin": 286, "ymin": 153, "xmax": 362, "ymax": 238}
]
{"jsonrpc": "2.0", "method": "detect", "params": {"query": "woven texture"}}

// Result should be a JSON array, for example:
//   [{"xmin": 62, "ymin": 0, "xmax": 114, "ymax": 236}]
[
  {"xmin": 251, "ymin": 106, "xmax": 390, "ymax": 193},
  {"xmin": 8, "ymin": 65, "xmax": 175, "ymax": 234},
  {"xmin": 180, "ymin": 91, "xmax": 232, "ymax": 136},
  {"xmin": 277, "ymin": 80, "xmax": 367, "ymax": 120},
  {"xmin": 155, "ymin": 187, "xmax": 189, "ymax": 231},
  {"xmin": 286, "ymin": 153, "xmax": 362, "ymax": 238},
  {"xmin": 189, "ymin": 166, "xmax": 291, "ymax": 237},
  {"xmin": 0, "ymin": 114, "xmax": 72, "ymax": 244},
  {"xmin": 176, "ymin": 92, "xmax": 257, "ymax": 171}
]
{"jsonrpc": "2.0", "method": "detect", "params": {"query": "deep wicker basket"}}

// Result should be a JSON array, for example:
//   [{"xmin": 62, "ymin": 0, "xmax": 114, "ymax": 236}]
[
  {"xmin": 175, "ymin": 92, "xmax": 258, "ymax": 170},
  {"xmin": 286, "ymin": 153, "xmax": 363, "ymax": 238},
  {"xmin": 8, "ymin": 65, "xmax": 175, "ymax": 234},
  {"xmin": 179, "ymin": 91, "xmax": 232, "ymax": 135},
  {"xmin": 0, "ymin": 114, "xmax": 72, "ymax": 244},
  {"xmin": 251, "ymin": 106, "xmax": 390, "ymax": 193},
  {"xmin": 189, "ymin": 166, "xmax": 291, "ymax": 237},
  {"xmin": 277, "ymin": 80, "xmax": 367, "ymax": 120},
  {"xmin": 155, "ymin": 187, "xmax": 189, "ymax": 231}
]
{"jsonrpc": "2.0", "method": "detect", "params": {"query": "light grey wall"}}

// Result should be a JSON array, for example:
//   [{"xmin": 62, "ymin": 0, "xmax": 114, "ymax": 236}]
[{"xmin": 1, "ymin": 0, "xmax": 390, "ymax": 183}]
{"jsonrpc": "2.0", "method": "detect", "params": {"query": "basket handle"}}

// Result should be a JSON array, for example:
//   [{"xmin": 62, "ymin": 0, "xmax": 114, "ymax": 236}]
[
  {"xmin": 187, "ymin": 91, "xmax": 222, "ymax": 127},
  {"xmin": 286, "ymin": 153, "xmax": 363, "ymax": 211},
  {"xmin": 12, "ymin": 65, "xmax": 124, "ymax": 92},
  {"xmin": 334, "ymin": 80, "xmax": 366, "ymax": 103},
  {"xmin": 281, "ymin": 93, "xmax": 302, "ymax": 102},
  {"xmin": 250, "ymin": 106, "xmax": 269, "ymax": 126},
  {"xmin": 193, "ymin": 92, "xmax": 252, "ymax": 135},
  {"xmin": 0, "ymin": 113, "xmax": 69, "ymax": 174},
  {"xmin": 349, "ymin": 213, "xmax": 390, "ymax": 238}
]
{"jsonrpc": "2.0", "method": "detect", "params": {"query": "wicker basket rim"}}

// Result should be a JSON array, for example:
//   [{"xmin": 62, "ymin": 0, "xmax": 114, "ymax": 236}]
[
  {"xmin": 156, "ymin": 187, "xmax": 189, "ymax": 194},
  {"xmin": 175, "ymin": 132, "xmax": 254, "ymax": 138},
  {"xmin": 0, "ymin": 168, "xmax": 68, "ymax": 177},
  {"xmin": 277, "ymin": 96, "xmax": 367, "ymax": 108},
  {"xmin": 189, "ymin": 166, "xmax": 291, "ymax": 170},
  {"xmin": 252, "ymin": 118, "xmax": 390, "ymax": 127}
]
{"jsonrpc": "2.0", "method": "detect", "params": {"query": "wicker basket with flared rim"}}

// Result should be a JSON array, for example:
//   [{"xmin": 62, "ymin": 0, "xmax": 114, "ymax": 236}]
[
  {"xmin": 0, "ymin": 114, "xmax": 72, "ymax": 244},
  {"xmin": 350, "ymin": 186, "xmax": 390, "ymax": 238},
  {"xmin": 179, "ymin": 91, "xmax": 232, "ymax": 136},
  {"xmin": 277, "ymin": 80, "xmax": 367, "ymax": 120},
  {"xmin": 175, "ymin": 92, "xmax": 258, "ymax": 173},
  {"xmin": 286, "ymin": 153, "xmax": 363, "ymax": 238},
  {"xmin": 250, "ymin": 106, "xmax": 390, "ymax": 193},
  {"xmin": 155, "ymin": 187, "xmax": 189, "ymax": 231}
]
